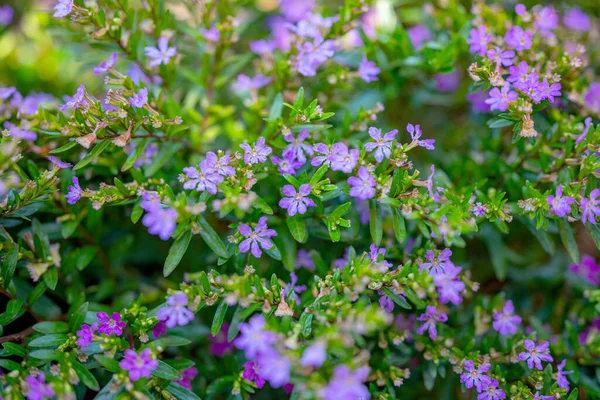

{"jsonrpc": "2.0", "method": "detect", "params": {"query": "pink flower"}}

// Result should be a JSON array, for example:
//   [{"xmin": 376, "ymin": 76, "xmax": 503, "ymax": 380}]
[
  {"xmin": 96, "ymin": 312, "xmax": 126, "ymax": 336},
  {"xmin": 119, "ymin": 348, "xmax": 158, "ymax": 381}
]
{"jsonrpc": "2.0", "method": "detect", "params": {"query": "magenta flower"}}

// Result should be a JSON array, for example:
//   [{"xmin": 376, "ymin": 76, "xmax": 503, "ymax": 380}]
[
  {"xmin": 546, "ymin": 185, "xmax": 575, "ymax": 217},
  {"xmin": 417, "ymin": 305, "xmax": 448, "ymax": 340},
  {"xmin": 487, "ymin": 47, "xmax": 515, "ymax": 67},
  {"xmin": 93, "ymin": 52, "xmax": 118, "ymax": 75},
  {"xmin": 299, "ymin": 341, "xmax": 327, "ymax": 368},
  {"xmin": 537, "ymin": 79, "xmax": 561, "ymax": 103},
  {"xmin": 348, "ymin": 166, "xmax": 376, "ymax": 201},
  {"xmin": 130, "ymin": 88, "xmax": 148, "ymax": 108},
  {"xmin": 517, "ymin": 340, "xmax": 553, "ymax": 370},
  {"xmin": 485, "ymin": 84, "xmax": 517, "ymax": 112},
  {"xmin": 152, "ymin": 321, "xmax": 166, "ymax": 338},
  {"xmin": 209, "ymin": 322, "xmax": 235, "ymax": 357},
  {"xmin": 76, "ymin": 323, "xmax": 97, "ymax": 349},
  {"xmin": 238, "ymin": 216, "xmax": 277, "ymax": 258},
  {"xmin": 358, "ymin": 54, "xmax": 380, "ymax": 82},
  {"xmin": 256, "ymin": 350, "xmax": 291, "ymax": 388},
  {"xmin": 460, "ymin": 360, "xmax": 491, "ymax": 391},
  {"xmin": 556, "ymin": 359, "xmax": 573, "ymax": 390},
  {"xmin": 478, "ymin": 379, "xmax": 506, "ymax": 400},
  {"xmin": 271, "ymin": 154, "xmax": 303, "ymax": 175},
  {"xmin": 564, "ymin": 7, "xmax": 590, "ymax": 32},
  {"xmin": 467, "ymin": 25, "xmax": 492, "ymax": 56},
  {"xmin": 320, "ymin": 365, "xmax": 370, "ymax": 400},
  {"xmin": 581, "ymin": 189, "xmax": 600, "ymax": 224},
  {"xmin": 365, "ymin": 127, "xmax": 397, "ymax": 162},
  {"xmin": 434, "ymin": 264, "xmax": 465, "ymax": 305},
  {"xmin": 97, "ymin": 312, "xmax": 126, "ymax": 336},
  {"xmin": 419, "ymin": 249, "xmax": 452, "ymax": 276},
  {"xmin": 157, "ymin": 292, "xmax": 195, "ymax": 328},
  {"xmin": 119, "ymin": 348, "xmax": 158, "ymax": 381},
  {"xmin": 492, "ymin": 300, "xmax": 522, "ymax": 336},
  {"xmin": 145, "ymin": 37, "xmax": 176, "ymax": 66},
  {"xmin": 240, "ymin": 137, "xmax": 272, "ymax": 165},
  {"xmin": 235, "ymin": 314, "xmax": 277, "ymax": 359},
  {"xmin": 25, "ymin": 372, "xmax": 55, "ymax": 400},
  {"xmin": 283, "ymin": 129, "xmax": 313, "ymax": 163},
  {"xmin": 279, "ymin": 184, "xmax": 316, "ymax": 216},
  {"xmin": 378, "ymin": 290, "xmax": 395, "ymax": 312},
  {"xmin": 47, "ymin": 156, "xmax": 72, "ymax": 169},
  {"xmin": 142, "ymin": 206, "xmax": 178, "ymax": 240},
  {"xmin": 569, "ymin": 255, "xmax": 600, "ymax": 285},
  {"xmin": 330, "ymin": 143, "xmax": 359, "ymax": 173},
  {"xmin": 66, "ymin": 176, "xmax": 82, "ymax": 204},
  {"xmin": 53, "ymin": 0, "xmax": 73, "ymax": 18},
  {"xmin": 175, "ymin": 367, "xmax": 198, "ymax": 390},
  {"xmin": 242, "ymin": 361, "xmax": 266, "ymax": 389},
  {"xmin": 504, "ymin": 26, "xmax": 532, "ymax": 51},
  {"xmin": 407, "ymin": 123, "xmax": 435, "ymax": 150}
]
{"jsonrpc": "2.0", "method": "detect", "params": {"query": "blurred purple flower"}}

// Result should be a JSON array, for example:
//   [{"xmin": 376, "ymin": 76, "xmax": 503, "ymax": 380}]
[
  {"xmin": 145, "ymin": 37, "xmax": 176, "ymax": 66},
  {"xmin": 296, "ymin": 37, "xmax": 335, "ymax": 77},
  {"xmin": 284, "ymin": 272, "xmax": 307, "ymax": 305},
  {"xmin": 299, "ymin": 340, "xmax": 327, "ymax": 368},
  {"xmin": 256, "ymin": 350, "xmax": 291, "ymax": 388},
  {"xmin": 569, "ymin": 255, "xmax": 600, "ymax": 285},
  {"xmin": 283, "ymin": 129, "xmax": 313, "ymax": 163},
  {"xmin": 478, "ymin": 379, "xmax": 506, "ymax": 400},
  {"xmin": 47, "ymin": 156, "xmax": 72, "ymax": 169},
  {"xmin": 93, "ymin": 52, "xmax": 118, "ymax": 75},
  {"xmin": 25, "ymin": 372, "xmax": 55, "ymax": 400},
  {"xmin": 235, "ymin": 314, "xmax": 277, "ymax": 359},
  {"xmin": 504, "ymin": 26, "xmax": 532, "ymax": 51},
  {"xmin": 330, "ymin": 143, "xmax": 359, "ymax": 172},
  {"xmin": 580, "ymin": 189, "xmax": 600, "ymax": 224},
  {"xmin": 358, "ymin": 54, "xmax": 380, "ymax": 83},
  {"xmin": 564, "ymin": 7, "xmax": 590, "ymax": 32},
  {"xmin": 76, "ymin": 323, "xmax": 97, "ymax": 349},
  {"xmin": 142, "ymin": 206, "xmax": 178, "ymax": 240},
  {"xmin": 556, "ymin": 359, "xmax": 573, "ymax": 390},
  {"xmin": 0, "ymin": 5, "xmax": 13, "ymax": 26},
  {"xmin": 320, "ymin": 365, "xmax": 370, "ymax": 400},
  {"xmin": 53, "ymin": 0, "xmax": 73, "ymax": 18},
  {"xmin": 534, "ymin": 5, "xmax": 558, "ymax": 32},
  {"xmin": 66, "ymin": 177, "xmax": 82, "ymax": 204},
  {"xmin": 585, "ymin": 83, "xmax": 600, "ymax": 113},
  {"xmin": 232, "ymin": 74, "xmax": 272, "ymax": 92},
  {"xmin": 296, "ymin": 249, "xmax": 315, "ymax": 270},
  {"xmin": 407, "ymin": 24, "xmax": 432, "ymax": 50},
  {"xmin": 407, "ymin": 123, "xmax": 435, "ymax": 150},
  {"xmin": 120, "ymin": 348, "xmax": 158, "ymax": 381},
  {"xmin": 209, "ymin": 322, "xmax": 234, "ymax": 357},
  {"xmin": 547, "ymin": 185, "xmax": 575, "ymax": 217},
  {"xmin": 467, "ymin": 25, "xmax": 491, "ymax": 56},
  {"xmin": 279, "ymin": 0, "xmax": 314, "ymax": 23},
  {"xmin": 130, "ymin": 88, "xmax": 148, "ymax": 108},
  {"xmin": 467, "ymin": 92, "xmax": 491, "ymax": 113},
  {"xmin": 175, "ymin": 367, "xmax": 198, "ymax": 390},
  {"xmin": 487, "ymin": 47, "xmax": 515, "ymax": 67},
  {"xmin": 435, "ymin": 70, "xmax": 461, "ymax": 93},
  {"xmin": 434, "ymin": 264, "xmax": 465, "ymax": 305},
  {"xmin": 242, "ymin": 361, "xmax": 266, "ymax": 388},
  {"xmin": 492, "ymin": 300, "xmax": 522, "ymax": 336}
]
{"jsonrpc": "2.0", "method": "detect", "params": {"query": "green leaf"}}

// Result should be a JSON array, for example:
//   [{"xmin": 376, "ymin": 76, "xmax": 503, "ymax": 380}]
[
  {"xmin": 380, "ymin": 286, "xmax": 411, "ymax": 310},
  {"xmin": 264, "ymin": 243, "xmax": 282, "ymax": 260},
  {"xmin": 68, "ymin": 302, "xmax": 89, "ymax": 332},
  {"xmin": 293, "ymin": 87, "xmax": 304, "ymax": 110},
  {"xmin": 197, "ymin": 217, "xmax": 228, "ymax": 259},
  {"xmin": 0, "ymin": 359, "xmax": 25, "ymax": 372},
  {"xmin": 482, "ymin": 224, "xmax": 507, "ymax": 281},
  {"xmin": 72, "ymin": 360, "xmax": 100, "ymax": 391},
  {"xmin": 29, "ymin": 333, "xmax": 69, "ymax": 347},
  {"xmin": 32, "ymin": 321, "xmax": 69, "ymax": 334},
  {"xmin": 122, "ymin": 139, "xmax": 149, "ymax": 171},
  {"xmin": 153, "ymin": 336, "xmax": 192, "ymax": 347},
  {"xmin": 586, "ymin": 223, "xmax": 600, "ymax": 251},
  {"xmin": 167, "ymin": 383, "xmax": 202, "ymax": 400},
  {"xmin": 330, "ymin": 202, "xmax": 351, "ymax": 218},
  {"xmin": 113, "ymin": 178, "xmax": 129, "ymax": 196},
  {"xmin": 287, "ymin": 216, "xmax": 307, "ymax": 243},
  {"xmin": 3, "ymin": 342, "xmax": 26, "ymax": 357},
  {"xmin": 299, "ymin": 312, "xmax": 313, "ymax": 338},
  {"xmin": 1, "ymin": 245, "xmax": 19, "ymax": 286},
  {"xmin": 558, "ymin": 220, "xmax": 579, "ymax": 264},
  {"xmin": 404, "ymin": 287, "xmax": 426, "ymax": 309},
  {"xmin": 392, "ymin": 209, "xmax": 406, "ymax": 243},
  {"xmin": 144, "ymin": 143, "xmax": 181, "ymax": 177},
  {"xmin": 211, "ymin": 301, "xmax": 228, "ymax": 336},
  {"xmin": 369, "ymin": 200, "xmax": 382, "ymax": 246},
  {"xmin": 521, "ymin": 217, "xmax": 554, "ymax": 255},
  {"xmin": 309, "ymin": 164, "xmax": 329, "ymax": 186},
  {"xmin": 567, "ymin": 389, "xmax": 578, "ymax": 400},
  {"xmin": 73, "ymin": 140, "xmax": 111, "ymax": 170},
  {"xmin": 29, "ymin": 349, "xmax": 60, "ymax": 360},
  {"xmin": 95, "ymin": 355, "xmax": 121, "ymax": 373},
  {"xmin": 0, "ymin": 299, "xmax": 23, "ymax": 325},
  {"xmin": 152, "ymin": 360, "xmax": 182, "ymax": 380},
  {"xmin": 43, "ymin": 267, "xmax": 58, "ymax": 290},
  {"xmin": 268, "ymin": 93, "xmax": 283, "ymax": 121},
  {"xmin": 163, "ymin": 230, "xmax": 193, "ymax": 277},
  {"xmin": 49, "ymin": 140, "xmax": 78, "ymax": 154}
]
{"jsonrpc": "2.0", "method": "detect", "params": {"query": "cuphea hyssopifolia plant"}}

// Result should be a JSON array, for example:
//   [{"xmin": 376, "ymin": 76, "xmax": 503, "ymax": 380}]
[{"xmin": 0, "ymin": 0, "xmax": 598, "ymax": 399}]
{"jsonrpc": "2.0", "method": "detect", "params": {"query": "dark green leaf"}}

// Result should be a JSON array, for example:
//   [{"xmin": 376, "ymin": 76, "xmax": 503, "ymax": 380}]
[
  {"xmin": 73, "ymin": 140, "xmax": 111, "ymax": 170},
  {"xmin": 558, "ymin": 220, "xmax": 579, "ymax": 264},
  {"xmin": 152, "ymin": 360, "xmax": 182, "ymax": 380},
  {"xmin": 211, "ymin": 301, "xmax": 228, "ymax": 336},
  {"xmin": 380, "ymin": 287, "xmax": 411, "ymax": 310},
  {"xmin": 197, "ymin": 217, "xmax": 228, "ymax": 259},
  {"xmin": 72, "ymin": 360, "xmax": 100, "ymax": 390},
  {"xmin": 163, "ymin": 230, "xmax": 193, "ymax": 277},
  {"xmin": 29, "ymin": 333, "xmax": 68, "ymax": 347}
]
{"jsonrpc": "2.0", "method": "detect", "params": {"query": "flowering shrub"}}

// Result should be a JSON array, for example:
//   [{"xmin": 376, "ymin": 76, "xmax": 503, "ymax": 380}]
[{"xmin": 0, "ymin": 0, "xmax": 599, "ymax": 399}]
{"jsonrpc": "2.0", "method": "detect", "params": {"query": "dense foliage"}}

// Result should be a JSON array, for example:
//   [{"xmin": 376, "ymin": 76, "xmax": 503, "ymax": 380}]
[{"xmin": 0, "ymin": 0, "xmax": 599, "ymax": 399}]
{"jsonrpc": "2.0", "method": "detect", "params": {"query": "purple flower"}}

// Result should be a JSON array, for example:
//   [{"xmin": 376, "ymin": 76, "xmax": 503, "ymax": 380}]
[
  {"xmin": 129, "ymin": 142, "xmax": 158, "ymax": 167},
  {"xmin": 60, "ymin": 84, "xmax": 86, "ymax": 111},
  {"xmin": 205, "ymin": 152, "xmax": 235, "ymax": 177},
  {"xmin": 238, "ymin": 216, "xmax": 277, "ymax": 258},
  {"xmin": 435, "ymin": 70, "xmax": 461, "ymax": 93},
  {"xmin": 53, "ymin": 0, "xmax": 73, "ymax": 18},
  {"xmin": 487, "ymin": 47, "xmax": 515, "ymax": 67},
  {"xmin": 284, "ymin": 272, "xmax": 307, "ymax": 305},
  {"xmin": 240, "ymin": 137, "xmax": 272, "ymax": 165},
  {"xmin": 537, "ymin": 79, "xmax": 561, "ymax": 103},
  {"xmin": 517, "ymin": 340, "xmax": 553, "ymax": 370},
  {"xmin": 200, "ymin": 27, "xmax": 220, "ymax": 42},
  {"xmin": 358, "ymin": 54, "xmax": 380, "ymax": 82},
  {"xmin": 581, "ymin": 189, "xmax": 600, "ymax": 224},
  {"xmin": 25, "ymin": 372, "xmax": 55, "ymax": 400},
  {"xmin": 417, "ymin": 305, "xmax": 448, "ymax": 340},
  {"xmin": 283, "ymin": 129, "xmax": 313, "ymax": 163},
  {"xmin": 299, "ymin": 340, "xmax": 327, "ymax": 368},
  {"xmin": 0, "ymin": 86, "xmax": 16, "ymax": 100},
  {"xmin": 556, "ymin": 359, "xmax": 573, "ymax": 390},
  {"xmin": 492, "ymin": 300, "xmax": 522, "ymax": 336},
  {"xmin": 407, "ymin": 123, "xmax": 435, "ymax": 150},
  {"xmin": 478, "ymin": 379, "xmax": 506, "ymax": 400},
  {"xmin": 419, "ymin": 249, "xmax": 452, "ymax": 276},
  {"xmin": 434, "ymin": 264, "xmax": 465, "ymax": 305},
  {"xmin": 296, "ymin": 249, "xmax": 315, "ymax": 270},
  {"xmin": 546, "ymin": 185, "xmax": 575, "ymax": 217},
  {"xmin": 142, "ymin": 206, "xmax": 177, "ymax": 240},
  {"xmin": 564, "ymin": 7, "xmax": 590, "ymax": 32},
  {"xmin": 271, "ymin": 155, "xmax": 303, "ymax": 175},
  {"xmin": 467, "ymin": 92, "xmax": 491, "ymax": 113},
  {"xmin": 576, "ymin": 117, "xmax": 593, "ymax": 145},
  {"xmin": 140, "ymin": 191, "xmax": 160, "ymax": 211},
  {"xmin": 485, "ymin": 84, "xmax": 517, "ymax": 112},
  {"xmin": 585, "ymin": 83, "xmax": 600, "ymax": 113},
  {"xmin": 365, "ymin": 127, "xmax": 397, "ymax": 162},
  {"xmin": 504, "ymin": 26, "xmax": 532, "ymax": 51},
  {"xmin": 175, "ymin": 367, "xmax": 198, "ymax": 390},
  {"xmin": 182, "ymin": 162, "xmax": 223, "ymax": 195},
  {"xmin": 320, "ymin": 365, "xmax": 370, "ymax": 400},
  {"xmin": 378, "ymin": 290, "xmax": 395, "ymax": 312},
  {"xmin": 460, "ymin": 360, "xmax": 491, "ymax": 391},
  {"xmin": 66, "ymin": 177, "xmax": 82, "ymax": 204},
  {"xmin": 48, "ymin": 156, "xmax": 72, "ymax": 169},
  {"xmin": 119, "ymin": 348, "xmax": 158, "ymax": 381},
  {"xmin": 256, "ymin": 350, "xmax": 291, "ymax": 388},
  {"xmin": 330, "ymin": 143, "xmax": 359, "ymax": 173},
  {"xmin": 279, "ymin": 184, "xmax": 316, "ymax": 216},
  {"xmin": 569, "ymin": 255, "xmax": 600, "ymax": 285},
  {"xmin": 209, "ymin": 322, "xmax": 235, "ymax": 357},
  {"xmin": 311, "ymin": 143, "xmax": 335, "ymax": 167},
  {"xmin": 4, "ymin": 122, "xmax": 37, "ymax": 141},
  {"xmin": 242, "ymin": 361, "xmax": 266, "ymax": 388},
  {"xmin": 152, "ymin": 321, "xmax": 166, "ymax": 338},
  {"xmin": 348, "ymin": 166, "xmax": 376, "ymax": 201},
  {"xmin": 295, "ymin": 37, "xmax": 335, "ymax": 77},
  {"xmin": 286, "ymin": 14, "xmax": 338, "ymax": 39},
  {"xmin": 96, "ymin": 312, "xmax": 126, "ymax": 336},
  {"xmin": 507, "ymin": 61, "xmax": 530, "ymax": 90},
  {"xmin": 534, "ymin": 5, "xmax": 558, "ymax": 32},
  {"xmin": 279, "ymin": 0, "xmax": 314, "ymax": 22},
  {"xmin": 145, "ymin": 37, "xmax": 176, "ymax": 66},
  {"xmin": 0, "ymin": 5, "xmax": 13, "ymax": 26},
  {"xmin": 232, "ymin": 74, "xmax": 272, "ymax": 92},
  {"xmin": 157, "ymin": 292, "xmax": 195, "ymax": 328},
  {"xmin": 407, "ymin": 24, "xmax": 432, "ymax": 50},
  {"xmin": 93, "ymin": 52, "xmax": 118, "ymax": 75},
  {"xmin": 235, "ymin": 314, "xmax": 277, "ymax": 359},
  {"xmin": 467, "ymin": 26, "xmax": 492, "ymax": 56},
  {"xmin": 130, "ymin": 88, "xmax": 148, "ymax": 108},
  {"xmin": 533, "ymin": 393, "xmax": 554, "ymax": 400},
  {"xmin": 76, "ymin": 323, "xmax": 97, "ymax": 349}
]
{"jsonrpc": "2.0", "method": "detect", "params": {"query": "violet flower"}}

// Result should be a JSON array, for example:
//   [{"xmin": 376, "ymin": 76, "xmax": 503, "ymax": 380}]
[
  {"xmin": 235, "ymin": 314, "xmax": 277, "ymax": 358},
  {"xmin": 419, "ymin": 249, "xmax": 452, "ymax": 276},
  {"xmin": 378, "ymin": 290, "xmax": 395, "ymax": 312},
  {"xmin": 175, "ymin": 367, "xmax": 198, "ymax": 390},
  {"xmin": 182, "ymin": 161, "xmax": 223, "ymax": 195},
  {"xmin": 320, "ymin": 365, "xmax": 370, "ymax": 400},
  {"xmin": 504, "ymin": 26, "xmax": 532, "ymax": 51},
  {"xmin": 467, "ymin": 25, "xmax": 491, "ymax": 56},
  {"xmin": 407, "ymin": 24, "xmax": 432, "ymax": 50},
  {"xmin": 142, "ymin": 206, "xmax": 178, "ymax": 240},
  {"xmin": 358, "ymin": 54, "xmax": 380, "ymax": 82},
  {"xmin": 507, "ymin": 61, "xmax": 529, "ymax": 90},
  {"xmin": 407, "ymin": 123, "xmax": 435, "ymax": 150},
  {"xmin": 240, "ymin": 137, "xmax": 272, "ymax": 165},
  {"xmin": 25, "ymin": 372, "xmax": 55, "ymax": 400},
  {"xmin": 96, "ymin": 312, "xmax": 126, "ymax": 336},
  {"xmin": 232, "ymin": 74, "xmax": 272, "ymax": 92},
  {"xmin": 205, "ymin": 151, "xmax": 235, "ymax": 177},
  {"xmin": 517, "ymin": 340, "xmax": 553, "ymax": 370},
  {"xmin": 417, "ymin": 305, "xmax": 448, "ymax": 340},
  {"xmin": 434, "ymin": 264, "xmax": 465, "ymax": 305},
  {"xmin": 569, "ymin": 255, "xmax": 600, "ymax": 285},
  {"xmin": 130, "ymin": 88, "xmax": 148, "ymax": 108},
  {"xmin": 534, "ymin": 5, "xmax": 558, "ymax": 32},
  {"xmin": 485, "ymin": 84, "xmax": 517, "ymax": 112},
  {"xmin": 564, "ymin": 7, "xmax": 590, "ymax": 32},
  {"xmin": 256, "ymin": 350, "xmax": 291, "ymax": 388},
  {"xmin": 284, "ymin": 272, "xmax": 307, "ymax": 305},
  {"xmin": 585, "ymin": 83, "xmax": 600, "ymax": 113},
  {"xmin": 93, "ymin": 52, "xmax": 118, "ymax": 75},
  {"xmin": 487, "ymin": 47, "xmax": 515, "ymax": 67},
  {"xmin": 238, "ymin": 216, "xmax": 277, "ymax": 258},
  {"xmin": 145, "ymin": 37, "xmax": 176, "ymax": 66},
  {"xmin": 299, "ymin": 340, "xmax": 327, "ymax": 368},
  {"xmin": 60, "ymin": 84, "xmax": 86, "ymax": 111},
  {"xmin": 53, "ymin": 0, "xmax": 73, "ymax": 18},
  {"xmin": 0, "ymin": 5, "xmax": 13, "ymax": 26},
  {"xmin": 581, "ymin": 189, "xmax": 600, "ymax": 224},
  {"xmin": 295, "ymin": 37, "xmax": 335, "ymax": 77},
  {"xmin": 348, "ymin": 166, "xmax": 376, "ymax": 201},
  {"xmin": 330, "ymin": 143, "xmax": 359, "ymax": 173},
  {"xmin": 546, "ymin": 185, "xmax": 575, "ymax": 217},
  {"xmin": 271, "ymin": 154, "xmax": 303, "ymax": 175},
  {"xmin": 119, "ymin": 348, "xmax": 158, "ymax": 381},
  {"xmin": 242, "ymin": 361, "xmax": 266, "ymax": 388},
  {"xmin": 279, "ymin": 184, "xmax": 316, "ymax": 216},
  {"xmin": 460, "ymin": 360, "xmax": 491, "ymax": 391},
  {"xmin": 364, "ymin": 127, "xmax": 397, "ymax": 162},
  {"xmin": 295, "ymin": 249, "xmax": 315, "ymax": 270},
  {"xmin": 209, "ymin": 322, "xmax": 235, "ymax": 357},
  {"xmin": 283, "ymin": 129, "xmax": 313, "ymax": 163},
  {"xmin": 556, "ymin": 359, "xmax": 573, "ymax": 390},
  {"xmin": 66, "ymin": 176, "xmax": 82, "ymax": 204},
  {"xmin": 76, "ymin": 323, "xmax": 97, "ymax": 349},
  {"xmin": 478, "ymin": 379, "xmax": 506, "ymax": 400},
  {"xmin": 492, "ymin": 300, "xmax": 522, "ymax": 336},
  {"xmin": 48, "ymin": 156, "xmax": 72, "ymax": 169},
  {"xmin": 157, "ymin": 292, "xmax": 195, "ymax": 328}
]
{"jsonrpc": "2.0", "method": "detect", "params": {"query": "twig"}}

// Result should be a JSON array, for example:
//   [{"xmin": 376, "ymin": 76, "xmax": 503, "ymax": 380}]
[{"xmin": 0, "ymin": 326, "xmax": 34, "ymax": 343}]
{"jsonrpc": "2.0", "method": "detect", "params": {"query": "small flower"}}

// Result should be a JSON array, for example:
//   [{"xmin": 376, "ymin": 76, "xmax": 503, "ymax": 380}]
[
  {"xmin": 478, "ymin": 379, "xmax": 506, "ymax": 400},
  {"xmin": 584, "ymin": 83, "xmax": 600, "ymax": 113},
  {"xmin": 232, "ymin": 74, "xmax": 272, "ymax": 92},
  {"xmin": 279, "ymin": 184, "xmax": 316, "ymax": 216},
  {"xmin": 564, "ymin": 7, "xmax": 590, "ymax": 32},
  {"xmin": 182, "ymin": 162, "xmax": 223, "ymax": 194},
  {"xmin": 256, "ymin": 350, "xmax": 291, "ymax": 388},
  {"xmin": 537, "ymin": 79, "xmax": 561, "ymax": 103},
  {"xmin": 93, "ymin": 52, "xmax": 118, "ymax": 75},
  {"xmin": 504, "ymin": 26, "xmax": 532, "ymax": 51},
  {"xmin": 378, "ymin": 290, "xmax": 395, "ymax": 312},
  {"xmin": 145, "ymin": 36, "xmax": 176, "ymax": 66},
  {"xmin": 60, "ymin": 84, "xmax": 86, "ymax": 111},
  {"xmin": 157, "ymin": 292, "xmax": 195, "ymax": 328},
  {"xmin": 330, "ymin": 143, "xmax": 359, "ymax": 173},
  {"xmin": 96, "ymin": 312, "xmax": 126, "ymax": 336},
  {"xmin": 271, "ymin": 154, "xmax": 303, "ymax": 175},
  {"xmin": 283, "ymin": 129, "xmax": 313, "ymax": 163},
  {"xmin": 485, "ymin": 84, "xmax": 517, "ymax": 112},
  {"xmin": 295, "ymin": 249, "xmax": 315, "ymax": 270},
  {"xmin": 507, "ymin": 61, "xmax": 530, "ymax": 90},
  {"xmin": 235, "ymin": 314, "xmax": 277, "ymax": 359},
  {"xmin": 581, "ymin": 189, "xmax": 600, "ymax": 224},
  {"xmin": 284, "ymin": 272, "xmax": 307, "ymax": 305},
  {"xmin": 53, "ymin": 0, "xmax": 73, "ymax": 18},
  {"xmin": 238, "ymin": 216, "xmax": 278, "ymax": 258},
  {"xmin": 556, "ymin": 359, "xmax": 573, "ymax": 390},
  {"xmin": 320, "ymin": 365, "xmax": 370, "ymax": 400},
  {"xmin": 407, "ymin": 123, "xmax": 435, "ymax": 150},
  {"xmin": 534, "ymin": 5, "xmax": 558, "ymax": 32},
  {"xmin": 546, "ymin": 185, "xmax": 575, "ymax": 217},
  {"xmin": 486, "ymin": 47, "xmax": 515, "ymax": 67},
  {"xmin": 240, "ymin": 137, "xmax": 272, "ymax": 165},
  {"xmin": 364, "ymin": 127, "xmax": 397, "ymax": 162},
  {"xmin": 358, "ymin": 54, "xmax": 380, "ymax": 82},
  {"xmin": 517, "ymin": 340, "xmax": 553, "ymax": 370},
  {"xmin": 209, "ymin": 322, "xmax": 235, "ymax": 357},
  {"xmin": 119, "ymin": 348, "xmax": 158, "ymax": 381},
  {"xmin": 419, "ymin": 249, "xmax": 452, "ymax": 276},
  {"xmin": 152, "ymin": 321, "xmax": 167, "ymax": 338},
  {"xmin": 0, "ymin": 5, "xmax": 13, "ymax": 26},
  {"xmin": 242, "ymin": 361, "xmax": 266, "ymax": 389},
  {"xmin": 25, "ymin": 372, "xmax": 55, "ymax": 400},
  {"xmin": 299, "ymin": 341, "xmax": 327, "ymax": 368},
  {"xmin": 200, "ymin": 26, "xmax": 220, "ymax": 42},
  {"xmin": 66, "ymin": 176, "xmax": 82, "ymax": 204},
  {"xmin": 460, "ymin": 360, "xmax": 491, "ymax": 391},
  {"xmin": 434, "ymin": 264, "xmax": 465, "ymax": 305},
  {"xmin": 130, "ymin": 88, "xmax": 148, "ymax": 108},
  {"xmin": 417, "ymin": 305, "xmax": 448, "ymax": 340},
  {"xmin": 569, "ymin": 255, "xmax": 600, "ymax": 285},
  {"xmin": 295, "ymin": 37, "xmax": 335, "ymax": 77},
  {"xmin": 175, "ymin": 367, "xmax": 198, "ymax": 390},
  {"xmin": 492, "ymin": 300, "xmax": 522, "ymax": 336},
  {"xmin": 48, "ymin": 156, "xmax": 72, "ymax": 169},
  {"xmin": 76, "ymin": 323, "xmax": 97, "ymax": 349},
  {"xmin": 142, "ymin": 206, "xmax": 178, "ymax": 240},
  {"xmin": 467, "ymin": 25, "xmax": 492, "ymax": 56},
  {"xmin": 348, "ymin": 166, "xmax": 376, "ymax": 201}
]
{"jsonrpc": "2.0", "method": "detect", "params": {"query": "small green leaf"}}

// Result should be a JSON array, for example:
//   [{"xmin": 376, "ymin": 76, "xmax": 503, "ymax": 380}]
[
  {"xmin": 152, "ymin": 360, "xmax": 182, "ymax": 380},
  {"xmin": 49, "ymin": 140, "xmax": 78, "ymax": 154},
  {"xmin": 29, "ymin": 349, "xmax": 60, "ymax": 361},
  {"xmin": 369, "ymin": 200, "xmax": 382, "ymax": 246},
  {"xmin": 267, "ymin": 93, "xmax": 283, "ymax": 121},
  {"xmin": 73, "ymin": 140, "xmax": 111, "ymax": 170},
  {"xmin": 380, "ymin": 287, "xmax": 411, "ymax": 310},
  {"xmin": 330, "ymin": 202, "xmax": 351, "ymax": 218},
  {"xmin": 163, "ymin": 230, "xmax": 193, "ymax": 277},
  {"xmin": 95, "ymin": 355, "xmax": 121, "ymax": 373},
  {"xmin": 122, "ymin": 139, "xmax": 149, "ymax": 171},
  {"xmin": 72, "ymin": 360, "xmax": 100, "ymax": 390},
  {"xmin": 392, "ymin": 209, "xmax": 406, "ymax": 243},
  {"xmin": 287, "ymin": 216, "xmax": 307, "ymax": 243},
  {"xmin": 3, "ymin": 342, "xmax": 26, "ymax": 357},
  {"xmin": 32, "ymin": 321, "xmax": 69, "ymax": 334},
  {"xmin": 211, "ymin": 301, "xmax": 228, "ymax": 336},
  {"xmin": 68, "ymin": 302, "xmax": 89, "ymax": 332},
  {"xmin": 197, "ymin": 217, "xmax": 228, "ymax": 259},
  {"xmin": 29, "ymin": 333, "xmax": 69, "ymax": 347},
  {"xmin": 0, "ymin": 359, "xmax": 25, "ymax": 372},
  {"xmin": 558, "ymin": 219, "xmax": 580, "ymax": 264},
  {"xmin": 309, "ymin": 164, "xmax": 329, "ymax": 186},
  {"xmin": 43, "ymin": 267, "xmax": 58, "ymax": 290},
  {"xmin": 167, "ymin": 383, "xmax": 202, "ymax": 400},
  {"xmin": 1, "ymin": 245, "xmax": 19, "ymax": 286}
]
